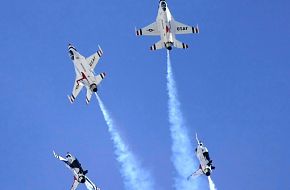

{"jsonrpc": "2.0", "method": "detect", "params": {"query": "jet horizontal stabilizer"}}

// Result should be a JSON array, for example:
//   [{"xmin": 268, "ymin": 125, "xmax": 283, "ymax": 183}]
[
  {"xmin": 86, "ymin": 89, "xmax": 93, "ymax": 105},
  {"xmin": 173, "ymin": 39, "xmax": 189, "ymax": 49},
  {"xmin": 150, "ymin": 40, "xmax": 164, "ymax": 51},
  {"xmin": 68, "ymin": 94, "xmax": 76, "ymax": 104}
]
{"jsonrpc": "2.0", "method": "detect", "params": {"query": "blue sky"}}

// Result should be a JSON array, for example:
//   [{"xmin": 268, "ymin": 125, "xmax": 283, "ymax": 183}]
[{"xmin": 0, "ymin": 0, "xmax": 290, "ymax": 189}]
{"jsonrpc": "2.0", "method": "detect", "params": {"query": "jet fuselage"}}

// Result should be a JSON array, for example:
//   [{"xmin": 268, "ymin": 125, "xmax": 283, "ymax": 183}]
[
  {"xmin": 156, "ymin": 0, "xmax": 175, "ymax": 50},
  {"xmin": 196, "ymin": 145, "xmax": 212, "ymax": 176}
]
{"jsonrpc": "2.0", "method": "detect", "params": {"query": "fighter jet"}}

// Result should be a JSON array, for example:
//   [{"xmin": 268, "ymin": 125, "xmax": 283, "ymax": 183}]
[
  {"xmin": 187, "ymin": 134, "xmax": 215, "ymax": 179},
  {"xmin": 53, "ymin": 151, "xmax": 100, "ymax": 190},
  {"xmin": 135, "ymin": 0, "xmax": 199, "ymax": 50},
  {"xmin": 67, "ymin": 44, "xmax": 106, "ymax": 104}
]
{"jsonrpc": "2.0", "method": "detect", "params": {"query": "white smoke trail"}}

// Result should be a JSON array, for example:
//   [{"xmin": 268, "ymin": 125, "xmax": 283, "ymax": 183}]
[
  {"xmin": 208, "ymin": 176, "xmax": 217, "ymax": 190},
  {"xmin": 166, "ymin": 50, "xmax": 199, "ymax": 190},
  {"xmin": 96, "ymin": 94, "xmax": 154, "ymax": 190}
]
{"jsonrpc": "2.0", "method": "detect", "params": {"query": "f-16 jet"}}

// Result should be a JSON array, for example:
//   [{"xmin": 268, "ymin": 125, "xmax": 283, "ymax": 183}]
[
  {"xmin": 136, "ymin": 0, "xmax": 199, "ymax": 50},
  {"xmin": 53, "ymin": 151, "xmax": 100, "ymax": 190},
  {"xmin": 67, "ymin": 44, "xmax": 106, "ymax": 104},
  {"xmin": 187, "ymin": 134, "xmax": 215, "ymax": 179}
]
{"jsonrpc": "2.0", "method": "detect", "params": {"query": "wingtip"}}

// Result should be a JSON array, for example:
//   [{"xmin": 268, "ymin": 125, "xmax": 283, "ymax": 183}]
[
  {"xmin": 98, "ymin": 45, "xmax": 103, "ymax": 54},
  {"xmin": 195, "ymin": 133, "xmax": 200, "ymax": 143},
  {"xmin": 53, "ymin": 150, "xmax": 57, "ymax": 158},
  {"xmin": 135, "ymin": 28, "xmax": 142, "ymax": 36},
  {"xmin": 67, "ymin": 95, "xmax": 73, "ymax": 103}
]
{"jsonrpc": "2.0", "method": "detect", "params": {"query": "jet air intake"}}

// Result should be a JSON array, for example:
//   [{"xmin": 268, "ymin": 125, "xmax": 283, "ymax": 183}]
[{"xmin": 90, "ymin": 83, "xmax": 98, "ymax": 92}]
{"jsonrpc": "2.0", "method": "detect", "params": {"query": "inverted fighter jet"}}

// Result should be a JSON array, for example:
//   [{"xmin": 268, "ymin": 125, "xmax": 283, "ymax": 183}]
[
  {"xmin": 187, "ymin": 134, "xmax": 215, "ymax": 179},
  {"xmin": 136, "ymin": 0, "xmax": 199, "ymax": 50},
  {"xmin": 67, "ymin": 44, "xmax": 106, "ymax": 104},
  {"xmin": 53, "ymin": 151, "xmax": 100, "ymax": 190}
]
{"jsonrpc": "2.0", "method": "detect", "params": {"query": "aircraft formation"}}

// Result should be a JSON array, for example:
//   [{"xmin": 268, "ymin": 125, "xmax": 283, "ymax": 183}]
[{"xmin": 53, "ymin": 0, "xmax": 216, "ymax": 189}]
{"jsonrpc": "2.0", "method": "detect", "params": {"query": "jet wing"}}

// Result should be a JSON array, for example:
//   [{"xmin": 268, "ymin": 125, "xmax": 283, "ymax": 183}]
[
  {"xmin": 136, "ymin": 22, "xmax": 159, "ymax": 36},
  {"xmin": 85, "ymin": 176, "xmax": 100, "ymax": 190},
  {"xmin": 187, "ymin": 168, "xmax": 203, "ymax": 180},
  {"xmin": 53, "ymin": 151, "xmax": 67, "ymax": 162},
  {"xmin": 86, "ymin": 46, "xmax": 103, "ymax": 70},
  {"xmin": 71, "ymin": 177, "xmax": 80, "ymax": 190},
  {"xmin": 68, "ymin": 75, "xmax": 84, "ymax": 103},
  {"xmin": 173, "ymin": 20, "xmax": 199, "ymax": 34}
]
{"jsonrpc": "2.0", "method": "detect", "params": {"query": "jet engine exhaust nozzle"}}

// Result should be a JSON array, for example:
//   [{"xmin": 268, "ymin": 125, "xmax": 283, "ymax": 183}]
[
  {"xmin": 165, "ymin": 42, "xmax": 173, "ymax": 50},
  {"xmin": 78, "ymin": 175, "xmax": 86, "ymax": 183},
  {"xmin": 90, "ymin": 84, "xmax": 98, "ymax": 92},
  {"xmin": 205, "ymin": 167, "xmax": 211, "ymax": 176}
]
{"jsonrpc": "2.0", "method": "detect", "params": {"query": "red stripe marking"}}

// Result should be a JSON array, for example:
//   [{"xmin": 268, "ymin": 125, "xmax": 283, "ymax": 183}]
[{"xmin": 166, "ymin": 25, "xmax": 170, "ymax": 33}]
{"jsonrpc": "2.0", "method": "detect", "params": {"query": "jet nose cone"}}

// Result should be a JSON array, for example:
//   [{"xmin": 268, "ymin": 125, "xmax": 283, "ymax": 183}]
[{"xmin": 68, "ymin": 44, "xmax": 77, "ymax": 51}]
